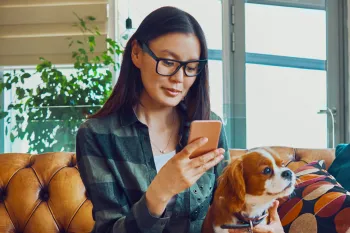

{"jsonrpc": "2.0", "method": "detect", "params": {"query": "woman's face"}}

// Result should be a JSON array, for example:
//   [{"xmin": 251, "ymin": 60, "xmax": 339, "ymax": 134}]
[{"xmin": 132, "ymin": 33, "xmax": 202, "ymax": 108}]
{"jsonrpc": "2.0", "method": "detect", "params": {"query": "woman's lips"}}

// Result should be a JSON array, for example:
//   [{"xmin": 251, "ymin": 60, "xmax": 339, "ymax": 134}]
[{"xmin": 163, "ymin": 88, "xmax": 182, "ymax": 97}]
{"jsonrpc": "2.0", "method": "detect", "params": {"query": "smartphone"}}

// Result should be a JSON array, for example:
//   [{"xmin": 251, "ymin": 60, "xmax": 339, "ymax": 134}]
[{"xmin": 187, "ymin": 120, "xmax": 222, "ymax": 159}]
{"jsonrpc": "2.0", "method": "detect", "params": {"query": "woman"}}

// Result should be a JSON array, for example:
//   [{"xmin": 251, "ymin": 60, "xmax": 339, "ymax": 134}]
[{"xmin": 76, "ymin": 6, "xmax": 284, "ymax": 233}]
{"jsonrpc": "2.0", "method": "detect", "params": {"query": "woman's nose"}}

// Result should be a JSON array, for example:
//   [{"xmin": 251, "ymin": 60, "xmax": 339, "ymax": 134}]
[{"xmin": 170, "ymin": 66, "xmax": 185, "ymax": 83}]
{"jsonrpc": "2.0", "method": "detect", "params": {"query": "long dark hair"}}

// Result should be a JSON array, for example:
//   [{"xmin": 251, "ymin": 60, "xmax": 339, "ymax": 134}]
[{"xmin": 90, "ymin": 6, "xmax": 210, "ymax": 120}]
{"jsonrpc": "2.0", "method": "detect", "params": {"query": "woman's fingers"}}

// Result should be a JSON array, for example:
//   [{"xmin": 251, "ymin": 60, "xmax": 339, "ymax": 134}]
[
  {"xmin": 253, "ymin": 225, "xmax": 271, "ymax": 233},
  {"xmin": 194, "ymin": 152, "xmax": 224, "ymax": 174},
  {"xmin": 268, "ymin": 200, "xmax": 281, "ymax": 222},
  {"xmin": 177, "ymin": 137, "xmax": 208, "ymax": 159},
  {"xmin": 253, "ymin": 201, "xmax": 284, "ymax": 233},
  {"xmin": 190, "ymin": 148, "xmax": 225, "ymax": 168}
]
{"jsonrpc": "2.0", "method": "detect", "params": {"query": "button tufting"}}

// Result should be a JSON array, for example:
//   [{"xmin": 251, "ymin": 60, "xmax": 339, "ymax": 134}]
[
  {"xmin": 25, "ymin": 160, "xmax": 34, "ymax": 168},
  {"xmin": 39, "ymin": 187, "xmax": 50, "ymax": 201},
  {"xmin": 0, "ymin": 187, "xmax": 5, "ymax": 203},
  {"xmin": 68, "ymin": 160, "xmax": 75, "ymax": 167}
]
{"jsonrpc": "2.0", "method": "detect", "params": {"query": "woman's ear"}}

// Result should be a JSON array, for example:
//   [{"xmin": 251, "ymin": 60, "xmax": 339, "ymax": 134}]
[
  {"xmin": 214, "ymin": 158, "xmax": 246, "ymax": 213},
  {"xmin": 131, "ymin": 39, "xmax": 142, "ymax": 68}
]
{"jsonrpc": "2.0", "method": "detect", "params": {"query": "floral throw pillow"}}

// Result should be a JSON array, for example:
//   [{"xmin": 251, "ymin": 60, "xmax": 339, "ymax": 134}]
[{"xmin": 278, "ymin": 160, "xmax": 350, "ymax": 233}]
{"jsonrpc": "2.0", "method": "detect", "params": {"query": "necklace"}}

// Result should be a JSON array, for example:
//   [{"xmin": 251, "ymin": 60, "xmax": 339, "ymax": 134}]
[{"xmin": 149, "ymin": 111, "xmax": 176, "ymax": 154}]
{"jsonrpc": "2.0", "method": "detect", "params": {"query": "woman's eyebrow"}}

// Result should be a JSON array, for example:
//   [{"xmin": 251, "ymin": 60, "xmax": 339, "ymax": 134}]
[
  {"xmin": 160, "ymin": 49, "xmax": 180, "ymax": 59},
  {"xmin": 160, "ymin": 49, "xmax": 200, "ymax": 61}
]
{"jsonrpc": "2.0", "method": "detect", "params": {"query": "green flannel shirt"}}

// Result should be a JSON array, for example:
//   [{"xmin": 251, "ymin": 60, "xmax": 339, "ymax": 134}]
[{"xmin": 76, "ymin": 105, "xmax": 230, "ymax": 233}]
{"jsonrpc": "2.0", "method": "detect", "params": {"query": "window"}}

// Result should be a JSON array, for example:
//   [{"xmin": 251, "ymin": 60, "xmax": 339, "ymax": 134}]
[
  {"xmin": 245, "ymin": 3, "xmax": 326, "ymax": 59},
  {"xmin": 245, "ymin": 2, "xmax": 328, "ymax": 148}
]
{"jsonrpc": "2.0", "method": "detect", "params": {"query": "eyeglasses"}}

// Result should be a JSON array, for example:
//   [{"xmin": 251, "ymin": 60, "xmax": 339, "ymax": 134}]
[{"xmin": 140, "ymin": 41, "xmax": 207, "ymax": 77}]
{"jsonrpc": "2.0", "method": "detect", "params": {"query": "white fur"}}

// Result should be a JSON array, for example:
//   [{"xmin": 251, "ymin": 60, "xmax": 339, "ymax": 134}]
[{"xmin": 213, "ymin": 225, "xmax": 229, "ymax": 233}]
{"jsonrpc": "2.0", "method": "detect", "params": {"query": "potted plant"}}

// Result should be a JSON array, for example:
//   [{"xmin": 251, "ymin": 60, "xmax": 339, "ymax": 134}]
[{"xmin": 0, "ymin": 14, "xmax": 123, "ymax": 153}]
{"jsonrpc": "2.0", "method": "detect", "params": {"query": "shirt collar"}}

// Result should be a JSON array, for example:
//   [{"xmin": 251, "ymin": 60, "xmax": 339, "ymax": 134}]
[{"xmin": 119, "ymin": 105, "xmax": 138, "ymax": 127}]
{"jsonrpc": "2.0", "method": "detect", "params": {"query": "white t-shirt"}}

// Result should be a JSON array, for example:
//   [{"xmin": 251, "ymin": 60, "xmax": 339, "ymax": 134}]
[
  {"xmin": 154, "ymin": 150, "xmax": 176, "ymax": 173},
  {"xmin": 153, "ymin": 150, "xmax": 177, "ymax": 211}
]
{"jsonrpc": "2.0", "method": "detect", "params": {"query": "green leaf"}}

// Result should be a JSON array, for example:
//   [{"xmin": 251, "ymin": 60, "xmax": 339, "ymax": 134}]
[
  {"xmin": 10, "ymin": 133, "xmax": 15, "ymax": 142},
  {"xmin": 15, "ymin": 87, "xmax": 26, "ymax": 99},
  {"xmin": 78, "ymin": 48, "xmax": 86, "ymax": 54},
  {"xmin": 80, "ymin": 20, "xmax": 86, "ymax": 29},
  {"xmin": 12, "ymin": 76, "xmax": 19, "ymax": 84},
  {"xmin": 22, "ymin": 73, "xmax": 31, "ymax": 79},
  {"xmin": 87, "ymin": 16, "xmax": 96, "ymax": 21},
  {"xmin": 0, "ymin": 111, "xmax": 8, "ymax": 119}
]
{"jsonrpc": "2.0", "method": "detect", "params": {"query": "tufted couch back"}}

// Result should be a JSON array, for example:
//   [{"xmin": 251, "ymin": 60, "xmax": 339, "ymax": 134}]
[
  {"xmin": 0, "ymin": 147, "xmax": 335, "ymax": 233},
  {"xmin": 230, "ymin": 146, "xmax": 335, "ymax": 171}
]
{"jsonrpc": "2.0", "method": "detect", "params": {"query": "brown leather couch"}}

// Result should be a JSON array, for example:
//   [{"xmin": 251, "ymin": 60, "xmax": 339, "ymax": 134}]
[{"xmin": 0, "ymin": 147, "xmax": 335, "ymax": 233}]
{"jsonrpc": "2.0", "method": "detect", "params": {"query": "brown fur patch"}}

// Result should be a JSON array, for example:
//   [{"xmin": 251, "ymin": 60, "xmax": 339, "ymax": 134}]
[{"xmin": 242, "ymin": 151, "xmax": 275, "ymax": 195}]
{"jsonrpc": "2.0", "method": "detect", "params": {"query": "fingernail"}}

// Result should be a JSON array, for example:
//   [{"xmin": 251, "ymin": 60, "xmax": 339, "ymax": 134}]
[
  {"xmin": 217, "ymin": 148, "xmax": 225, "ymax": 154},
  {"xmin": 201, "ymin": 137, "xmax": 208, "ymax": 143}
]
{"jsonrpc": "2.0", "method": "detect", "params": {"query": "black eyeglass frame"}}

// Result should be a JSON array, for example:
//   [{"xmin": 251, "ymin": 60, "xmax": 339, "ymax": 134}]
[{"xmin": 139, "ymin": 41, "xmax": 208, "ymax": 77}]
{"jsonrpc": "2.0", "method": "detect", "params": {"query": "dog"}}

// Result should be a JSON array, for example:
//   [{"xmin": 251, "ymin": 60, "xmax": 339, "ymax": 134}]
[{"xmin": 202, "ymin": 148, "xmax": 296, "ymax": 233}]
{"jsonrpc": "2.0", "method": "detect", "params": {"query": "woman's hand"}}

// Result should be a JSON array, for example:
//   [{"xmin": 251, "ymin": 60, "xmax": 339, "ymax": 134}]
[
  {"xmin": 253, "ymin": 200, "xmax": 285, "ymax": 233},
  {"xmin": 146, "ymin": 137, "xmax": 225, "ymax": 216},
  {"xmin": 228, "ymin": 229, "xmax": 248, "ymax": 233}
]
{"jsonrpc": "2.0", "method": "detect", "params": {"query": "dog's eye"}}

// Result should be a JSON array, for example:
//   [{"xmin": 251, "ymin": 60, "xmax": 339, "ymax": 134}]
[{"xmin": 263, "ymin": 167, "xmax": 272, "ymax": 175}]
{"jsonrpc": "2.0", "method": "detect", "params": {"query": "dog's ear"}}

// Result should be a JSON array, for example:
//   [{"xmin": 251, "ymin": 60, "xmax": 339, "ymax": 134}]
[{"xmin": 214, "ymin": 157, "xmax": 246, "ymax": 213}]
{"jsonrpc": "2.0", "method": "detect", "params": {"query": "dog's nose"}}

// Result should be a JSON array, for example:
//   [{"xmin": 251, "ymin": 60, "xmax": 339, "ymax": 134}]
[{"xmin": 281, "ymin": 170, "xmax": 292, "ymax": 180}]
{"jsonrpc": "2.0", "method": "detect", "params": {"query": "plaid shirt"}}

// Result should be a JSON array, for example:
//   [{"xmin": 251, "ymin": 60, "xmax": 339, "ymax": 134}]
[{"xmin": 76, "ymin": 105, "xmax": 230, "ymax": 233}]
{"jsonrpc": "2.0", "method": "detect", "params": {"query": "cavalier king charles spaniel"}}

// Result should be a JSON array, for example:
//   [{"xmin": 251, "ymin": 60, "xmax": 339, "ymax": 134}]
[{"xmin": 202, "ymin": 148, "xmax": 296, "ymax": 233}]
